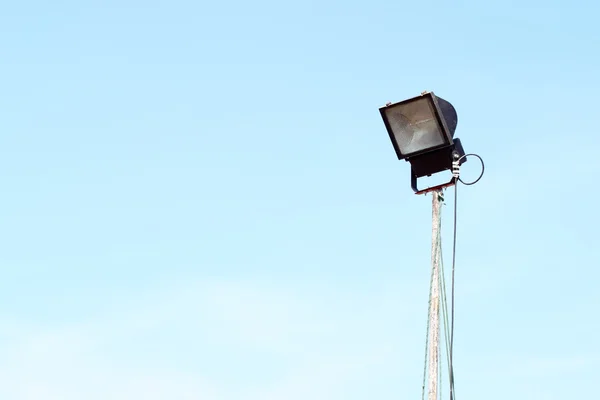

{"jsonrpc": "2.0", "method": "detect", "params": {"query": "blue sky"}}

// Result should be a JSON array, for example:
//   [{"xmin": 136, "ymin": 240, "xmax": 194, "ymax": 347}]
[{"xmin": 1, "ymin": 0, "xmax": 599, "ymax": 399}]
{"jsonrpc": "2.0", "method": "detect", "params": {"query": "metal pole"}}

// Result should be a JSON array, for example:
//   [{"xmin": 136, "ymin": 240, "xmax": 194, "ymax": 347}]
[{"xmin": 427, "ymin": 189, "xmax": 442, "ymax": 400}]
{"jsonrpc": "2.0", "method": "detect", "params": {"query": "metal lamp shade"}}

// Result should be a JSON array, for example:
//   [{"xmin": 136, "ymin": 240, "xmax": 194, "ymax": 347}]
[{"xmin": 380, "ymin": 93, "xmax": 457, "ymax": 160}]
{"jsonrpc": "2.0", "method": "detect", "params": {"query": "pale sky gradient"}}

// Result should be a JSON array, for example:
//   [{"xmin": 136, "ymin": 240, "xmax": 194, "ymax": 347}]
[{"xmin": 1, "ymin": 0, "xmax": 599, "ymax": 399}]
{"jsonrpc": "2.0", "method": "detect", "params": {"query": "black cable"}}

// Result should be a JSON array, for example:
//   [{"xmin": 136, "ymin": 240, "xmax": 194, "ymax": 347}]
[
  {"xmin": 449, "ymin": 152, "xmax": 485, "ymax": 400},
  {"xmin": 449, "ymin": 182, "xmax": 458, "ymax": 400},
  {"xmin": 458, "ymin": 154, "xmax": 485, "ymax": 186}
]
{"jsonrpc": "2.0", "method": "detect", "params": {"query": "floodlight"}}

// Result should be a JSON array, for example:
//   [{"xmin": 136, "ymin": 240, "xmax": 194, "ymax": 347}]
[
  {"xmin": 379, "ymin": 92, "xmax": 466, "ymax": 194},
  {"xmin": 380, "ymin": 92, "xmax": 457, "ymax": 160}
]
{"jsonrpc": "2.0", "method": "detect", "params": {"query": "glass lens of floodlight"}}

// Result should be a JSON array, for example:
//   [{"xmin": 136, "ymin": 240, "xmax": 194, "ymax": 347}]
[{"xmin": 385, "ymin": 97, "xmax": 445, "ymax": 156}]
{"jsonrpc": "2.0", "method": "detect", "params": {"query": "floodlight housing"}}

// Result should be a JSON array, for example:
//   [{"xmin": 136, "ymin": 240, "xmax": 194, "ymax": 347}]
[
  {"xmin": 379, "ymin": 92, "xmax": 457, "ymax": 160},
  {"xmin": 379, "ymin": 92, "xmax": 466, "ymax": 194}
]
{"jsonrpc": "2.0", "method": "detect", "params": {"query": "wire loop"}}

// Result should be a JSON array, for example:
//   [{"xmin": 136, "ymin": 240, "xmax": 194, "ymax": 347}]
[{"xmin": 457, "ymin": 153, "xmax": 485, "ymax": 186}]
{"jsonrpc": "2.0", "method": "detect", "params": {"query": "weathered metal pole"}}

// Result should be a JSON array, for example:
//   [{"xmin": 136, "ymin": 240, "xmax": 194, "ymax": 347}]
[{"xmin": 427, "ymin": 189, "xmax": 443, "ymax": 400}]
